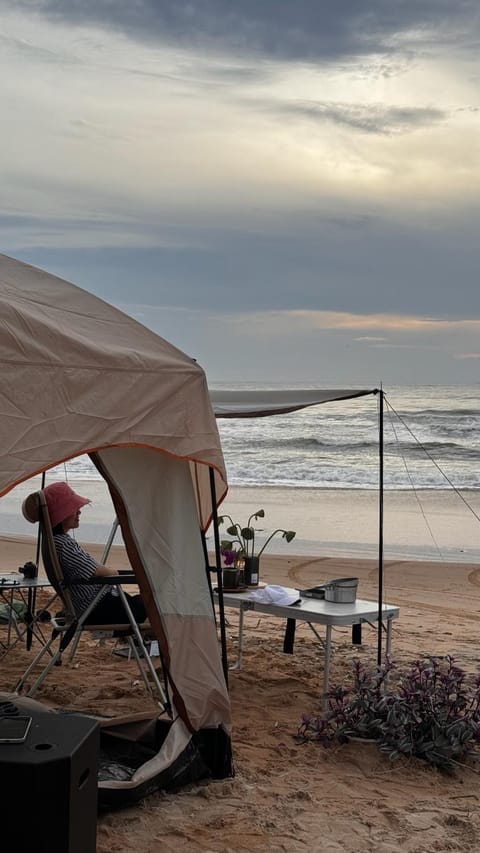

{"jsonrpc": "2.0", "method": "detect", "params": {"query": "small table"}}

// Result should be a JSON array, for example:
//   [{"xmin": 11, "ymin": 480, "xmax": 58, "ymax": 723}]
[
  {"xmin": 0, "ymin": 573, "xmax": 56, "ymax": 656},
  {"xmin": 215, "ymin": 590, "xmax": 400, "ymax": 709}
]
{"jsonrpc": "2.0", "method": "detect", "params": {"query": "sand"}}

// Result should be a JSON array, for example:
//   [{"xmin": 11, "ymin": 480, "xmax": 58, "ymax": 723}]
[
  {"xmin": 1, "ymin": 488, "xmax": 480, "ymax": 852},
  {"xmin": 3, "ymin": 481, "xmax": 480, "ymax": 561},
  {"xmin": 218, "ymin": 485, "xmax": 480, "ymax": 562}
]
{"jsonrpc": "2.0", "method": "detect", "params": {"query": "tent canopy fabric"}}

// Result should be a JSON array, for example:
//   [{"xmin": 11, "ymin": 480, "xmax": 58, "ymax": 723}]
[
  {"xmin": 0, "ymin": 253, "xmax": 227, "ymax": 524},
  {"xmin": 210, "ymin": 388, "xmax": 379, "ymax": 418},
  {"xmin": 0, "ymin": 253, "xmax": 232, "ymax": 801}
]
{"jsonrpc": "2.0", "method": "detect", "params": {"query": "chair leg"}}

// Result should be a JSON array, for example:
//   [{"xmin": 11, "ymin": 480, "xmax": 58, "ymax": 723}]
[
  {"xmin": 139, "ymin": 644, "xmax": 170, "ymax": 711},
  {"xmin": 25, "ymin": 647, "xmax": 63, "ymax": 697},
  {"xmin": 67, "ymin": 630, "xmax": 82, "ymax": 662},
  {"xmin": 126, "ymin": 636, "xmax": 170, "ymax": 712},
  {"xmin": 127, "ymin": 635, "xmax": 152, "ymax": 693},
  {"xmin": 13, "ymin": 632, "xmax": 60, "ymax": 694},
  {"xmin": 115, "ymin": 587, "xmax": 170, "ymax": 711}
]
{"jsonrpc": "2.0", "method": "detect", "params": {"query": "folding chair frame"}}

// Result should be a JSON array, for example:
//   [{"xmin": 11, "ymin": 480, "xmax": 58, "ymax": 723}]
[{"xmin": 15, "ymin": 491, "xmax": 171, "ymax": 714}]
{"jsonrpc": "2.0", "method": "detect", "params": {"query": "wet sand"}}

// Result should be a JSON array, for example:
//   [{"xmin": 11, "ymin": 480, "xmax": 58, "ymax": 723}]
[{"xmin": 3, "ymin": 480, "xmax": 479, "ymax": 562}]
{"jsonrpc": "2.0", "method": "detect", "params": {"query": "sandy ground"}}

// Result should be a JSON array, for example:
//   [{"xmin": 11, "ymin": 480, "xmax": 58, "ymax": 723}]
[{"xmin": 2, "ymin": 528, "xmax": 480, "ymax": 852}]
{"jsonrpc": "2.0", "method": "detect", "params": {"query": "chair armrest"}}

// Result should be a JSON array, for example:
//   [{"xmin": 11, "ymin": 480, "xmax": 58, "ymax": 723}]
[
  {"xmin": 65, "ymin": 574, "xmax": 136, "ymax": 586},
  {"xmin": 94, "ymin": 575, "xmax": 136, "ymax": 584}
]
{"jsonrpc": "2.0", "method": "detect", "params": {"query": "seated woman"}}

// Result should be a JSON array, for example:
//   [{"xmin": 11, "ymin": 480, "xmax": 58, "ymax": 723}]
[{"xmin": 43, "ymin": 481, "xmax": 146, "ymax": 625}]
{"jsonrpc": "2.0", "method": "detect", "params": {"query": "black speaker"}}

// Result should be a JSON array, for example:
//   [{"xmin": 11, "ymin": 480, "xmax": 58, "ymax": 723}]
[{"xmin": 0, "ymin": 706, "xmax": 99, "ymax": 853}]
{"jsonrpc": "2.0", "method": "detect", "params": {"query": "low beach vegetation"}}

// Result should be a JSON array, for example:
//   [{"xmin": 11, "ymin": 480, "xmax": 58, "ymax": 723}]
[{"xmin": 298, "ymin": 656, "xmax": 480, "ymax": 773}]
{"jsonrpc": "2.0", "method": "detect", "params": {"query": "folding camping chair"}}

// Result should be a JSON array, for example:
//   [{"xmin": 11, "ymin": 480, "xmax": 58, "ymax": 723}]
[{"xmin": 14, "ymin": 491, "xmax": 170, "ymax": 713}]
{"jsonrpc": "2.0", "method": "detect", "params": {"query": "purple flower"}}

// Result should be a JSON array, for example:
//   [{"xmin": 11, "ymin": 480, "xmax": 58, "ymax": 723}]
[{"xmin": 221, "ymin": 547, "xmax": 238, "ymax": 566}]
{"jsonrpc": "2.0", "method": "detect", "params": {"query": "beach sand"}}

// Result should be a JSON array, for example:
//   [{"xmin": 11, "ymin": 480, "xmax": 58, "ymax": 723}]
[
  {"xmin": 2, "ymin": 481, "xmax": 480, "ymax": 562},
  {"xmin": 1, "ymin": 487, "xmax": 480, "ymax": 852}
]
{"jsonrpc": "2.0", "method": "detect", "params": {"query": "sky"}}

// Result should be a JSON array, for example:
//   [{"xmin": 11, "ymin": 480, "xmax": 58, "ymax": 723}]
[{"xmin": 1, "ymin": 1, "xmax": 480, "ymax": 386}]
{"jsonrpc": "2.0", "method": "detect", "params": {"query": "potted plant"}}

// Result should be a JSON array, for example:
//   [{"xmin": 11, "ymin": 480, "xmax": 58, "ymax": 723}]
[
  {"xmin": 218, "ymin": 509, "xmax": 296, "ymax": 586},
  {"xmin": 219, "ymin": 543, "xmax": 243, "ymax": 589}
]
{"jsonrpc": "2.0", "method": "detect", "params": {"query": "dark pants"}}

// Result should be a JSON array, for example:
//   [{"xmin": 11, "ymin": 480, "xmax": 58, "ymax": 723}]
[{"xmin": 85, "ymin": 591, "xmax": 147, "ymax": 625}]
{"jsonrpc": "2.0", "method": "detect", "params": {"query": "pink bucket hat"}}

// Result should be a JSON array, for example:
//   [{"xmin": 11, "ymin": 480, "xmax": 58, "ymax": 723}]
[{"xmin": 43, "ymin": 482, "xmax": 91, "ymax": 528}]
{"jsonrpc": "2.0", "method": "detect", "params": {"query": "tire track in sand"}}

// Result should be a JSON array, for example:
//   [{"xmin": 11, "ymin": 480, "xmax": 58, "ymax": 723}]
[{"xmin": 288, "ymin": 558, "xmax": 330, "ymax": 587}]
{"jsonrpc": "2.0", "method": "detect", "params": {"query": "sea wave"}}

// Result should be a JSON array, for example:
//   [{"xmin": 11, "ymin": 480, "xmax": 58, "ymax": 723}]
[{"xmin": 49, "ymin": 384, "xmax": 480, "ymax": 491}]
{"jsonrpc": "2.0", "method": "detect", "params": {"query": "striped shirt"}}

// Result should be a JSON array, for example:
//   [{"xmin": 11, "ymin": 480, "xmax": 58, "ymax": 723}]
[{"xmin": 53, "ymin": 533, "xmax": 111, "ymax": 617}]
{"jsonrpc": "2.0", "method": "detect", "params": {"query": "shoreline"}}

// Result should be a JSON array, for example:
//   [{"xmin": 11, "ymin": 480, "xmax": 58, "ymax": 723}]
[
  {"xmin": 218, "ymin": 484, "xmax": 480, "ymax": 562},
  {"xmin": 1, "ymin": 479, "xmax": 479, "ymax": 562}
]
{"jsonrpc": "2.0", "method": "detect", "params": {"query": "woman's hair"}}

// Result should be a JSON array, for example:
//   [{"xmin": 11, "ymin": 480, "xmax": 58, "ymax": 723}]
[{"xmin": 52, "ymin": 521, "xmax": 64, "ymax": 535}]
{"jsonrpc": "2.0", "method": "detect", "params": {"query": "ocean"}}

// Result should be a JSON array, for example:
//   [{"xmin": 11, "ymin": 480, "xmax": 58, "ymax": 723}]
[
  {"xmin": 51, "ymin": 384, "xmax": 480, "ymax": 492},
  {"xmin": 3, "ymin": 383, "xmax": 479, "ymax": 557}
]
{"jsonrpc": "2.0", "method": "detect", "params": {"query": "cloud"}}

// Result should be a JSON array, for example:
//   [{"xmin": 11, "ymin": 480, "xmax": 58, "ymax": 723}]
[
  {"xmin": 270, "ymin": 101, "xmax": 447, "ymax": 135},
  {"xmin": 368, "ymin": 342, "xmax": 441, "ymax": 350},
  {"xmin": 0, "ymin": 30, "xmax": 79, "ymax": 65},
  {"xmin": 239, "ymin": 309, "xmax": 480, "ymax": 334},
  {"xmin": 10, "ymin": 1, "xmax": 479, "ymax": 63},
  {"xmin": 290, "ymin": 311, "xmax": 480, "ymax": 333},
  {"xmin": 0, "ymin": 3, "xmax": 479, "ymax": 387},
  {"xmin": 9, "ymin": 197, "xmax": 480, "ymax": 322},
  {"xmin": 109, "ymin": 302, "xmax": 480, "ymax": 384},
  {"xmin": 121, "ymin": 305, "xmax": 480, "ymax": 338}
]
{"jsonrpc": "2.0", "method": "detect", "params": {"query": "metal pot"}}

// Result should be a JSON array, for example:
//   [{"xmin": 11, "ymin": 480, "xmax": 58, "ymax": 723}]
[{"xmin": 323, "ymin": 577, "xmax": 358, "ymax": 603}]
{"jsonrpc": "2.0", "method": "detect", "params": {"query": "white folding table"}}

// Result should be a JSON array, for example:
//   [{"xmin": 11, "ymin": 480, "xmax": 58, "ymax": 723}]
[{"xmin": 215, "ymin": 590, "xmax": 400, "ymax": 709}]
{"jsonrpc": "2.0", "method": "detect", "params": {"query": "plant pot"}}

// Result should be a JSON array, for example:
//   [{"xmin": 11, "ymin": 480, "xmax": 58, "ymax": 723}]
[
  {"xmin": 222, "ymin": 568, "xmax": 240, "ymax": 589},
  {"xmin": 244, "ymin": 556, "xmax": 260, "ymax": 586}
]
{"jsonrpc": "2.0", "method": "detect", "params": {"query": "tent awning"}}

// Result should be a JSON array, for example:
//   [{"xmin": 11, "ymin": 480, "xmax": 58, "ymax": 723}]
[{"xmin": 210, "ymin": 388, "xmax": 379, "ymax": 418}]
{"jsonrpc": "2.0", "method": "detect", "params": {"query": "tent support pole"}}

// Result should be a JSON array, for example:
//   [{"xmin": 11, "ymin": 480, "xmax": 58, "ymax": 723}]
[
  {"xmin": 208, "ymin": 467, "xmax": 229, "ymax": 686},
  {"xmin": 377, "ymin": 389, "xmax": 384, "ymax": 667},
  {"xmin": 27, "ymin": 472, "xmax": 46, "ymax": 651},
  {"xmin": 101, "ymin": 517, "xmax": 120, "ymax": 564},
  {"xmin": 201, "ymin": 530, "xmax": 216, "ymax": 612}
]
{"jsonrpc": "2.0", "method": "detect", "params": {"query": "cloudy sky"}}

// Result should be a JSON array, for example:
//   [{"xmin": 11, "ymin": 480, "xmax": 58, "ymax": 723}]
[{"xmin": 1, "ymin": 1, "xmax": 479, "ymax": 385}]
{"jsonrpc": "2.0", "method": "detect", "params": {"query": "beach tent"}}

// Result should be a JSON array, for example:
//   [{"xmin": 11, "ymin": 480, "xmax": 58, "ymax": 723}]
[{"xmin": 0, "ymin": 253, "xmax": 233, "ymax": 805}]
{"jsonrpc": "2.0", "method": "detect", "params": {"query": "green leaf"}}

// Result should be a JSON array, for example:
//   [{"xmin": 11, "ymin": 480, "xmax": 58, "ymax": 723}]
[{"xmin": 241, "ymin": 527, "xmax": 254, "ymax": 540}]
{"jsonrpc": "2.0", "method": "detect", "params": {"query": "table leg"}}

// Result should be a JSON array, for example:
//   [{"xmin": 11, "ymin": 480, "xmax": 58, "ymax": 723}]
[
  {"xmin": 6, "ymin": 588, "xmax": 14, "ymax": 647},
  {"xmin": 26, "ymin": 586, "xmax": 37, "ymax": 651},
  {"xmin": 386, "ymin": 617, "xmax": 393, "ymax": 657},
  {"xmin": 322, "ymin": 624, "xmax": 332, "ymax": 712},
  {"xmin": 283, "ymin": 618, "xmax": 296, "ymax": 654},
  {"xmin": 230, "ymin": 605, "xmax": 245, "ymax": 671},
  {"xmin": 352, "ymin": 623, "xmax": 362, "ymax": 645}
]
